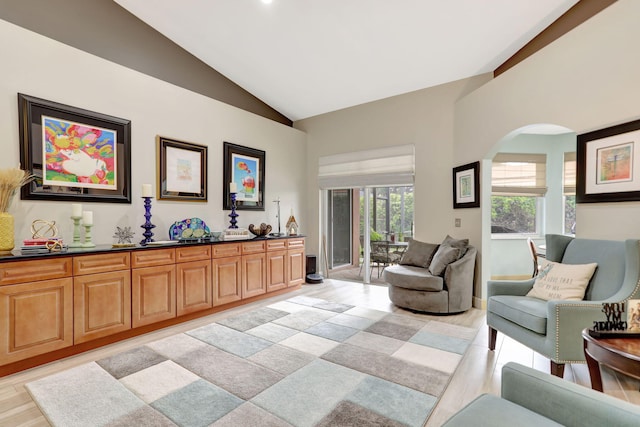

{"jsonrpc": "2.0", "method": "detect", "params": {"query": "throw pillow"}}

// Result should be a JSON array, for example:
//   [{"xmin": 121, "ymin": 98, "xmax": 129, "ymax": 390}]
[
  {"xmin": 441, "ymin": 235, "xmax": 469, "ymax": 249},
  {"xmin": 428, "ymin": 245, "xmax": 462, "ymax": 276},
  {"xmin": 399, "ymin": 239, "xmax": 439, "ymax": 268},
  {"xmin": 442, "ymin": 235, "xmax": 469, "ymax": 258},
  {"xmin": 526, "ymin": 261, "xmax": 598, "ymax": 301}
]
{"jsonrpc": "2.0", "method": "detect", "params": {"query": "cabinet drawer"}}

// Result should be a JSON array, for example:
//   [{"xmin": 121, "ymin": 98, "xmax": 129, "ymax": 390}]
[
  {"xmin": 287, "ymin": 238, "xmax": 305, "ymax": 249},
  {"xmin": 176, "ymin": 245, "xmax": 211, "ymax": 263},
  {"xmin": 242, "ymin": 240, "xmax": 266, "ymax": 254},
  {"xmin": 266, "ymin": 239, "xmax": 287, "ymax": 251},
  {"xmin": 131, "ymin": 248, "xmax": 176, "ymax": 268},
  {"xmin": 73, "ymin": 252, "xmax": 131, "ymax": 275},
  {"xmin": 0, "ymin": 257, "xmax": 72, "ymax": 286},
  {"xmin": 212, "ymin": 243, "xmax": 241, "ymax": 258}
]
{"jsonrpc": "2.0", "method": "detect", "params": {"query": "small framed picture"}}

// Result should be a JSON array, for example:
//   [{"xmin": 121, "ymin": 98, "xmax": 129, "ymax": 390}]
[
  {"xmin": 157, "ymin": 136, "xmax": 207, "ymax": 201},
  {"xmin": 452, "ymin": 161, "xmax": 480, "ymax": 209}
]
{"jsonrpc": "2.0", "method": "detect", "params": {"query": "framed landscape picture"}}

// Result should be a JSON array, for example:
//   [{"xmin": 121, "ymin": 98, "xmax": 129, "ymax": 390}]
[
  {"xmin": 18, "ymin": 93, "xmax": 131, "ymax": 203},
  {"xmin": 223, "ymin": 142, "xmax": 265, "ymax": 210},
  {"xmin": 577, "ymin": 118, "xmax": 640, "ymax": 203},
  {"xmin": 453, "ymin": 161, "xmax": 480, "ymax": 209}
]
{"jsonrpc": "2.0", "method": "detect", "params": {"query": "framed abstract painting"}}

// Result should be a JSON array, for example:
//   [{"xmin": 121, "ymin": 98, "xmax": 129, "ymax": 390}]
[
  {"xmin": 18, "ymin": 93, "xmax": 131, "ymax": 203},
  {"xmin": 577, "ymin": 118, "xmax": 640, "ymax": 203},
  {"xmin": 223, "ymin": 142, "xmax": 265, "ymax": 210}
]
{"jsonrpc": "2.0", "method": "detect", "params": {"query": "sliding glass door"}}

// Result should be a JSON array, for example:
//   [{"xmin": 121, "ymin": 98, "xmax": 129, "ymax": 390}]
[{"xmin": 327, "ymin": 189, "xmax": 352, "ymax": 269}]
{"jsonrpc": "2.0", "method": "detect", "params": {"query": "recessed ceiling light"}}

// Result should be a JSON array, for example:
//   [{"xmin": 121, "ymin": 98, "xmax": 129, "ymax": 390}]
[{"xmin": 261, "ymin": 0, "xmax": 273, "ymax": 4}]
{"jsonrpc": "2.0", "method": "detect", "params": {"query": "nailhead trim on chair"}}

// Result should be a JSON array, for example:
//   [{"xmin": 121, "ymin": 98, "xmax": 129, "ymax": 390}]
[{"xmin": 553, "ymin": 277, "xmax": 640, "ymax": 364}]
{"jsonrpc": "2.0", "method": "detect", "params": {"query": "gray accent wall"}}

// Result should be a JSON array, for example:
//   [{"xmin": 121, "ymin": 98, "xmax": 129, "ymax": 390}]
[{"xmin": 0, "ymin": 0, "xmax": 292, "ymax": 126}]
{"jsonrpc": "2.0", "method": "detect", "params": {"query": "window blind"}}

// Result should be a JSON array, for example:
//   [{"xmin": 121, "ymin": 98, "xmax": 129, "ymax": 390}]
[
  {"xmin": 491, "ymin": 153, "xmax": 547, "ymax": 196},
  {"xmin": 318, "ymin": 145, "xmax": 415, "ymax": 189},
  {"xmin": 563, "ymin": 152, "xmax": 576, "ymax": 195}
]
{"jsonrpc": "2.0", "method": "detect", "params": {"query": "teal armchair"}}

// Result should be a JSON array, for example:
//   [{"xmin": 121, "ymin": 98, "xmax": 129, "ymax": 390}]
[
  {"xmin": 487, "ymin": 234, "xmax": 640, "ymax": 377},
  {"xmin": 443, "ymin": 362, "xmax": 640, "ymax": 426}
]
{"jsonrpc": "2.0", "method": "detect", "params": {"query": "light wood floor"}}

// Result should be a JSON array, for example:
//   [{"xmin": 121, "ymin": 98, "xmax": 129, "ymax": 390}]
[{"xmin": 1, "ymin": 279, "xmax": 638, "ymax": 426}]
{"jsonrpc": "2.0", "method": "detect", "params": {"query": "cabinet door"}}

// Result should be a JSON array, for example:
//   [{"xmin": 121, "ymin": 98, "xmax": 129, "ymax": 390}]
[
  {"xmin": 242, "ymin": 252, "xmax": 266, "ymax": 298},
  {"xmin": 287, "ymin": 248, "xmax": 306, "ymax": 287},
  {"xmin": 131, "ymin": 265, "xmax": 176, "ymax": 328},
  {"xmin": 266, "ymin": 249, "xmax": 287, "ymax": 292},
  {"xmin": 212, "ymin": 256, "xmax": 242, "ymax": 306},
  {"xmin": 177, "ymin": 259, "xmax": 212, "ymax": 316},
  {"xmin": 74, "ymin": 271, "xmax": 131, "ymax": 344},
  {"xmin": 0, "ymin": 278, "xmax": 73, "ymax": 365}
]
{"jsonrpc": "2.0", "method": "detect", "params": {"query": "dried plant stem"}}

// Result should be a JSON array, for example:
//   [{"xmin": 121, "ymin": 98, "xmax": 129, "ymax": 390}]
[{"xmin": 0, "ymin": 168, "xmax": 34, "ymax": 213}]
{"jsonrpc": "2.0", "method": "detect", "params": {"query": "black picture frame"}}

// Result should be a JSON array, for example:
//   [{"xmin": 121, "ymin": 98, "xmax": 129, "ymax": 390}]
[
  {"xmin": 18, "ymin": 93, "xmax": 131, "ymax": 203},
  {"xmin": 453, "ymin": 161, "xmax": 480, "ymax": 209},
  {"xmin": 223, "ymin": 142, "xmax": 265, "ymax": 210},
  {"xmin": 577, "ymin": 118, "xmax": 640, "ymax": 203},
  {"xmin": 157, "ymin": 136, "xmax": 208, "ymax": 202}
]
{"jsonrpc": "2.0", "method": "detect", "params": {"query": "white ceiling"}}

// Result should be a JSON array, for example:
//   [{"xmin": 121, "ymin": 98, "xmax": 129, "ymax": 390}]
[{"xmin": 114, "ymin": 0, "xmax": 579, "ymax": 122}]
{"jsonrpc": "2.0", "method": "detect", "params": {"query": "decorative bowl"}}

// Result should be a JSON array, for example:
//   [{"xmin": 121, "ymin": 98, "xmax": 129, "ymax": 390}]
[{"xmin": 248, "ymin": 223, "xmax": 272, "ymax": 237}]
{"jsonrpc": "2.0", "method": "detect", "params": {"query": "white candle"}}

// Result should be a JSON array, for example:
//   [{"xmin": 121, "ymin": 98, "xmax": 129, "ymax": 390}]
[
  {"xmin": 72, "ymin": 203, "xmax": 82, "ymax": 217},
  {"xmin": 82, "ymin": 211, "xmax": 93, "ymax": 225},
  {"xmin": 229, "ymin": 182, "xmax": 238, "ymax": 193},
  {"xmin": 142, "ymin": 184, "xmax": 153, "ymax": 198}
]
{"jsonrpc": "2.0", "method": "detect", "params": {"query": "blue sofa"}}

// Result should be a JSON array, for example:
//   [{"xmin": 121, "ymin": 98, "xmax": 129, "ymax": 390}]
[{"xmin": 443, "ymin": 362, "xmax": 640, "ymax": 426}]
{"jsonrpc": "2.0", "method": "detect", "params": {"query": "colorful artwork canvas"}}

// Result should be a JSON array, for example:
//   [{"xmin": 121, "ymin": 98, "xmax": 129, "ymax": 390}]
[
  {"xmin": 42, "ymin": 116, "xmax": 117, "ymax": 190},
  {"xmin": 596, "ymin": 142, "xmax": 633, "ymax": 184},
  {"xmin": 232, "ymin": 153, "xmax": 259, "ymax": 202}
]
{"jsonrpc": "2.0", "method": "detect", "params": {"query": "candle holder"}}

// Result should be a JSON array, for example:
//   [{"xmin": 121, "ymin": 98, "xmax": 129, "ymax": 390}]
[
  {"xmin": 229, "ymin": 192, "xmax": 239, "ymax": 229},
  {"xmin": 69, "ymin": 215, "xmax": 83, "ymax": 248},
  {"xmin": 82, "ymin": 224, "xmax": 95, "ymax": 248},
  {"xmin": 140, "ymin": 196, "xmax": 156, "ymax": 245}
]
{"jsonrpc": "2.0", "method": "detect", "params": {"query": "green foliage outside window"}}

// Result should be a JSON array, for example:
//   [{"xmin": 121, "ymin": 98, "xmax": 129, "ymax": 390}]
[{"xmin": 491, "ymin": 195, "xmax": 537, "ymax": 234}]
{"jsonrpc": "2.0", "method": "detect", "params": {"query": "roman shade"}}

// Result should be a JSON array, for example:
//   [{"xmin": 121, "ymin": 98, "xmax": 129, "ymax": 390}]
[
  {"xmin": 563, "ymin": 151, "xmax": 576, "ymax": 195},
  {"xmin": 492, "ymin": 153, "xmax": 547, "ymax": 196},
  {"xmin": 318, "ymin": 145, "xmax": 415, "ymax": 189}
]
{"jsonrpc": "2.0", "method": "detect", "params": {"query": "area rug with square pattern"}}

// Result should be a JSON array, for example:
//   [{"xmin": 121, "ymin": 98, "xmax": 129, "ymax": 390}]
[{"xmin": 26, "ymin": 296, "xmax": 479, "ymax": 427}]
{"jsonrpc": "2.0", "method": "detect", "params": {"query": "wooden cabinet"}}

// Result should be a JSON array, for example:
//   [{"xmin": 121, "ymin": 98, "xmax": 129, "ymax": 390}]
[
  {"xmin": 176, "ymin": 246, "xmax": 212, "ymax": 316},
  {"xmin": 73, "ymin": 271, "xmax": 131, "ymax": 344},
  {"xmin": 266, "ymin": 239, "xmax": 288, "ymax": 292},
  {"xmin": 242, "ymin": 252, "xmax": 266, "ymax": 298},
  {"xmin": 287, "ymin": 247, "xmax": 306, "ymax": 287},
  {"xmin": 73, "ymin": 253, "xmax": 131, "ymax": 344},
  {"xmin": 241, "ymin": 241, "xmax": 266, "ymax": 298},
  {"xmin": 0, "ymin": 278, "xmax": 73, "ymax": 365},
  {"xmin": 177, "ymin": 260, "xmax": 212, "ymax": 316},
  {"xmin": 132, "ymin": 264, "xmax": 176, "ymax": 328},
  {"xmin": 0, "ymin": 237, "xmax": 304, "ymax": 374},
  {"xmin": 212, "ymin": 256, "xmax": 242, "ymax": 306}
]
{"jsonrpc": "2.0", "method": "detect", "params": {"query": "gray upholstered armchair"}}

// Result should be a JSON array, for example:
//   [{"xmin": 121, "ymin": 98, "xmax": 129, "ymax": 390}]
[{"xmin": 487, "ymin": 234, "xmax": 640, "ymax": 377}]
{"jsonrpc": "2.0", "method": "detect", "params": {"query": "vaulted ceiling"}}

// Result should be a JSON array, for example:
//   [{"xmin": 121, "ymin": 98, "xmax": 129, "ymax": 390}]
[{"xmin": 115, "ymin": 0, "xmax": 580, "ymax": 121}]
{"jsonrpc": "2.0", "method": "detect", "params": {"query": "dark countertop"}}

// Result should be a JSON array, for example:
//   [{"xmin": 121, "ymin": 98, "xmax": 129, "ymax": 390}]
[{"xmin": 0, "ymin": 234, "xmax": 304, "ymax": 263}]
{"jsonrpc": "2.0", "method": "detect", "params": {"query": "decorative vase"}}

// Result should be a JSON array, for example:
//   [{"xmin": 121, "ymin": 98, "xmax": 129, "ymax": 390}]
[{"xmin": 0, "ymin": 212, "xmax": 14, "ymax": 252}]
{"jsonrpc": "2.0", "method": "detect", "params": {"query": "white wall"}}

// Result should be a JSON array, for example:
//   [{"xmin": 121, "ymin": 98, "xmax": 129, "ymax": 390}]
[
  {"xmin": 294, "ymin": 75, "xmax": 491, "ymax": 273},
  {"xmin": 455, "ymin": 0, "xmax": 640, "ymax": 299},
  {"xmin": 0, "ymin": 19, "xmax": 306, "ymax": 246}
]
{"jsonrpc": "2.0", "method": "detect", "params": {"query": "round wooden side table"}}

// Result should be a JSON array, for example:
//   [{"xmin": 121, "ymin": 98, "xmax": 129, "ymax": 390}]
[{"xmin": 582, "ymin": 328, "xmax": 640, "ymax": 392}]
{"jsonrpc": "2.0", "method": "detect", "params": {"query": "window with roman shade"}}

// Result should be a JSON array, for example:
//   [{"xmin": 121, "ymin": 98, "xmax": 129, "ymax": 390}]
[
  {"xmin": 491, "ymin": 153, "xmax": 547, "ymax": 196},
  {"xmin": 318, "ymin": 145, "xmax": 415, "ymax": 189},
  {"xmin": 563, "ymin": 152, "xmax": 576, "ymax": 195}
]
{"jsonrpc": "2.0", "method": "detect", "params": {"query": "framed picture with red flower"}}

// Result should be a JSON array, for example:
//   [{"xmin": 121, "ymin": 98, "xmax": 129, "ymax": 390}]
[
  {"xmin": 18, "ymin": 93, "xmax": 131, "ymax": 203},
  {"xmin": 223, "ymin": 142, "xmax": 265, "ymax": 211}
]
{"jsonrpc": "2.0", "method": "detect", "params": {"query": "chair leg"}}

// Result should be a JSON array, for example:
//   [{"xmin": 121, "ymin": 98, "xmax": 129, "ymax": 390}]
[
  {"xmin": 550, "ymin": 361, "xmax": 565, "ymax": 378},
  {"xmin": 488, "ymin": 327, "xmax": 497, "ymax": 350}
]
